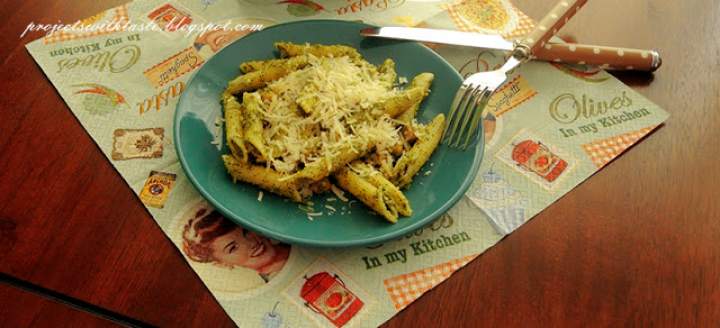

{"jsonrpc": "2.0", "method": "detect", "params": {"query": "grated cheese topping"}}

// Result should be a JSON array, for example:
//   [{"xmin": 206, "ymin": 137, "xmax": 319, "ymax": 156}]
[{"xmin": 255, "ymin": 55, "xmax": 402, "ymax": 174}]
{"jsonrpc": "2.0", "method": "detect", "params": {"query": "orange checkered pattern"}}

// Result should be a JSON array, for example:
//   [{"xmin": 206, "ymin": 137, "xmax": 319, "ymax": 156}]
[
  {"xmin": 582, "ymin": 126, "xmax": 657, "ymax": 168},
  {"xmin": 383, "ymin": 255, "xmax": 478, "ymax": 310},
  {"xmin": 504, "ymin": 4, "xmax": 535, "ymax": 39},
  {"xmin": 43, "ymin": 5, "xmax": 129, "ymax": 45},
  {"xmin": 442, "ymin": 0, "xmax": 535, "ymax": 39}
]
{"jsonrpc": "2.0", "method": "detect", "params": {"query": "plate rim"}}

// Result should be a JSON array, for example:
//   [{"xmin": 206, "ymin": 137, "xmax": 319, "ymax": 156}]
[{"xmin": 174, "ymin": 19, "xmax": 484, "ymax": 247}]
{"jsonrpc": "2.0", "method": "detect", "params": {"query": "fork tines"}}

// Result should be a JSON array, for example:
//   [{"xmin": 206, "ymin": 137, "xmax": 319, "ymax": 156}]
[{"xmin": 442, "ymin": 85, "xmax": 491, "ymax": 149}]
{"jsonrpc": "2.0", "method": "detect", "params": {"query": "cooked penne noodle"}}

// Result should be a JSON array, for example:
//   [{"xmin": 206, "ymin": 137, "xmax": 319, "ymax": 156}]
[
  {"xmin": 397, "ymin": 73, "xmax": 434, "ymax": 123},
  {"xmin": 290, "ymin": 139, "xmax": 370, "ymax": 184},
  {"xmin": 276, "ymin": 42, "xmax": 361, "ymax": 59},
  {"xmin": 377, "ymin": 74, "xmax": 434, "ymax": 118},
  {"xmin": 241, "ymin": 92, "xmax": 269, "ymax": 162},
  {"xmin": 223, "ymin": 155, "xmax": 303, "ymax": 202},
  {"xmin": 393, "ymin": 114, "xmax": 445, "ymax": 188},
  {"xmin": 335, "ymin": 164, "xmax": 409, "ymax": 223},
  {"xmin": 227, "ymin": 56, "xmax": 309, "ymax": 94},
  {"xmin": 239, "ymin": 58, "xmax": 287, "ymax": 73},
  {"xmin": 223, "ymin": 93, "xmax": 248, "ymax": 162},
  {"xmin": 354, "ymin": 162, "xmax": 411, "ymax": 217}
]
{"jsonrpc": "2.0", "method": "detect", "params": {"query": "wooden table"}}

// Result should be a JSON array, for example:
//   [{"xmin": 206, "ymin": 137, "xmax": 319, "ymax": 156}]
[{"xmin": 1, "ymin": 0, "xmax": 718, "ymax": 326}]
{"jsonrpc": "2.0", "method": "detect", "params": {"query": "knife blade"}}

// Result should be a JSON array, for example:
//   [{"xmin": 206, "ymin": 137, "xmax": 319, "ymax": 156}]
[
  {"xmin": 360, "ymin": 26, "xmax": 662, "ymax": 72},
  {"xmin": 360, "ymin": 26, "xmax": 514, "ymax": 51}
]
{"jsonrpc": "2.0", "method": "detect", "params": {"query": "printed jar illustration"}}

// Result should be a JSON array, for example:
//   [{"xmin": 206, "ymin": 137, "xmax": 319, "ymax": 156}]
[
  {"xmin": 511, "ymin": 140, "xmax": 567, "ymax": 182},
  {"xmin": 300, "ymin": 272, "xmax": 363, "ymax": 327}
]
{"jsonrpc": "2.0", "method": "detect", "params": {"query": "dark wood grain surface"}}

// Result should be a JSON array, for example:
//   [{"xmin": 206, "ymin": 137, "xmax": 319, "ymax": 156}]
[
  {"xmin": 1, "ymin": 0, "xmax": 718, "ymax": 327},
  {"xmin": 0, "ymin": 283, "xmax": 120, "ymax": 327}
]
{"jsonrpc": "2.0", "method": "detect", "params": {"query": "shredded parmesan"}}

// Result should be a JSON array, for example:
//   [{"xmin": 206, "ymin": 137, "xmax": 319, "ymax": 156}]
[
  {"xmin": 331, "ymin": 184, "xmax": 349, "ymax": 202},
  {"xmin": 257, "ymin": 191, "xmax": 264, "ymax": 202},
  {"xmin": 254, "ymin": 55, "xmax": 401, "ymax": 174}
]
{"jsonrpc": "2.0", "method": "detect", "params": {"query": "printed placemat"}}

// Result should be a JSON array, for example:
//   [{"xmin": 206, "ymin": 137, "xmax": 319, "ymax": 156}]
[{"xmin": 26, "ymin": 0, "xmax": 669, "ymax": 326}]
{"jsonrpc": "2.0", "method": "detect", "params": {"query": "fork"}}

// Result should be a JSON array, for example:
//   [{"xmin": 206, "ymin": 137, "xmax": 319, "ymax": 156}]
[{"xmin": 443, "ymin": 0, "xmax": 589, "ymax": 149}]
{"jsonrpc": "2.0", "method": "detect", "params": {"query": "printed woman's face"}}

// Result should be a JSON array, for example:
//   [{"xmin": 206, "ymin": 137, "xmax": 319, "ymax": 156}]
[{"xmin": 209, "ymin": 228, "xmax": 277, "ymax": 271}]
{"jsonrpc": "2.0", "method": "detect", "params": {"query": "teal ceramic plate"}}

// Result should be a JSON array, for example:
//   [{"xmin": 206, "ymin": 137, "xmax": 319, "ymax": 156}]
[{"xmin": 174, "ymin": 20, "xmax": 483, "ymax": 247}]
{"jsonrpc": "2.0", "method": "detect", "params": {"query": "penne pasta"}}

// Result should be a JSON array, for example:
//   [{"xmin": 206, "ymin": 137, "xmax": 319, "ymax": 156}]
[
  {"xmin": 355, "ymin": 162, "xmax": 411, "ymax": 217},
  {"xmin": 221, "ymin": 43, "xmax": 442, "ymax": 223},
  {"xmin": 375, "ymin": 73, "xmax": 434, "ymax": 119},
  {"xmin": 223, "ymin": 155, "xmax": 303, "ymax": 202},
  {"xmin": 393, "ymin": 113, "xmax": 445, "ymax": 188},
  {"xmin": 275, "ymin": 42, "xmax": 361, "ymax": 59},
  {"xmin": 241, "ymin": 92, "xmax": 269, "ymax": 162},
  {"xmin": 239, "ymin": 58, "xmax": 287, "ymax": 73},
  {"xmin": 289, "ymin": 139, "xmax": 370, "ymax": 184},
  {"xmin": 227, "ymin": 55, "xmax": 309, "ymax": 94},
  {"xmin": 334, "ymin": 163, "xmax": 410, "ymax": 223},
  {"xmin": 222, "ymin": 93, "xmax": 248, "ymax": 162},
  {"xmin": 397, "ymin": 73, "xmax": 434, "ymax": 123}
]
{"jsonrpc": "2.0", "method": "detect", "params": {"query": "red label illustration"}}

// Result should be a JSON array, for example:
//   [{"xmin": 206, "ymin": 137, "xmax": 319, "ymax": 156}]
[
  {"xmin": 300, "ymin": 272, "xmax": 364, "ymax": 327},
  {"xmin": 496, "ymin": 130, "xmax": 574, "ymax": 189},
  {"xmin": 147, "ymin": 4, "xmax": 193, "ymax": 32},
  {"xmin": 511, "ymin": 140, "xmax": 568, "ymax": 182}
]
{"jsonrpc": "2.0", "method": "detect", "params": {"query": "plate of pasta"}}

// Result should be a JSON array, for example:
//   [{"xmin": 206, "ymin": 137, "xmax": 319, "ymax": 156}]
[{"xmin": 174, "ymin": 20, "xmax": 484, "ymax": 247}]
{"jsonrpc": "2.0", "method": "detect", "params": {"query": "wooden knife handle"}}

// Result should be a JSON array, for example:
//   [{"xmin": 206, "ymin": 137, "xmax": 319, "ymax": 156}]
[
  {"xmin": 522, "ymin": 0, "xmax": 589, "ymax": 54},
  {"xmin": 535, "ymin": 44, "xmax": 662, "ymax": 71}
]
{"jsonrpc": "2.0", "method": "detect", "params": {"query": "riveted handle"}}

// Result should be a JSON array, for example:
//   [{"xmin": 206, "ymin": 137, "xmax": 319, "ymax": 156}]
[
  {"xmin": 535, "ymin": 43, "xmax": 662, "ymax": 71},
  {"xmin": 522, "ymin": 0, "xmax": 589, "ymax": 54}
]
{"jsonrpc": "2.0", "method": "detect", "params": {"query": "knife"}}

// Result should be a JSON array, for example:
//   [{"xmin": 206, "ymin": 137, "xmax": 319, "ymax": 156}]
[{"xmin": 361, "ymin": 26, "xmax": 661, "ymax": 72}]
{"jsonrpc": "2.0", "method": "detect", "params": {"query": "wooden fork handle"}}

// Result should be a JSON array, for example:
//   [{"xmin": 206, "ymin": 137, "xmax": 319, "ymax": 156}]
[
  {"xmin": 522, "ymin": 0, "xmax": 589, "ymax": 54},
  {"xmin": 535, "ymin": 44, "xmax": 663, "ymax": 71}
]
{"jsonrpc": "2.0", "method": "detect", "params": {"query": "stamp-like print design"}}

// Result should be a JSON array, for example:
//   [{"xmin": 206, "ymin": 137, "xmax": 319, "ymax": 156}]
[
  {"xmin": 139, "ymin": 170, "xmax": 176, "ymax": 208},
  {"xmin": 143, "ymin": 47, "xmax": 204, "ymax": 89},
  {"xmin": 147, "ymin": 3, "xmax": 193, "ymax": 32},
  {"xmin": 283, "ymin": 258, "xmax": 370, "ymax": 328},
  {"xmin": 111, "ymin": 128, "xmax": 164, "ymax": 160},
  {"xmin": 496, "ymin": 130, "xmax": 574, "ymax": 190},
  {"xmin": 486, "ymin": 75, "xmax": 537, "ymax": 117}
]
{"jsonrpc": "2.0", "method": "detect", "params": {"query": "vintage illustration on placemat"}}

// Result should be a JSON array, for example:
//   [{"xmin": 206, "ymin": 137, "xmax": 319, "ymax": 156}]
[
  {"xmin": 496, "ymin": 130, "xmax": 574, "ymax": 190},
  {"xmin": 172, "ymin": 200, "xmax": 293, "ymax": 295},
  {"xmin": 143, "ymin": 47, "xmax": 204, "ymax": 89},
  {"xmin": 467, "ymin": 166, "xmax": 529, "ymax": 235},
  {"xmin": 111, "ymin": 127, "xmax": 164, "ymax": 160},
  {"xmin": 284, "ymin": 258, "xmax": 371, "ymax": 328},
  {"xmin": 147, "ymin": 3, "xmax": 194, "ymax": 32},
  {"xmin": 139, "ymin": 170, "xmax": 177, "ymax": 209},
  {"xmin": 73, "ymin": 83, "xmax": 129, "ymax": 116}
]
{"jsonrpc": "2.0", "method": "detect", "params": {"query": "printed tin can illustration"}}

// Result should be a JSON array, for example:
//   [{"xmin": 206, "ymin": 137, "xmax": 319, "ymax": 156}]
[
  {"xmin": 300, "ymin": 272, "xmax": 364, "ymax": 327},
  {"xmin": 511, "ymin": 139, "xmax": 567, "ymax": 182}
]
